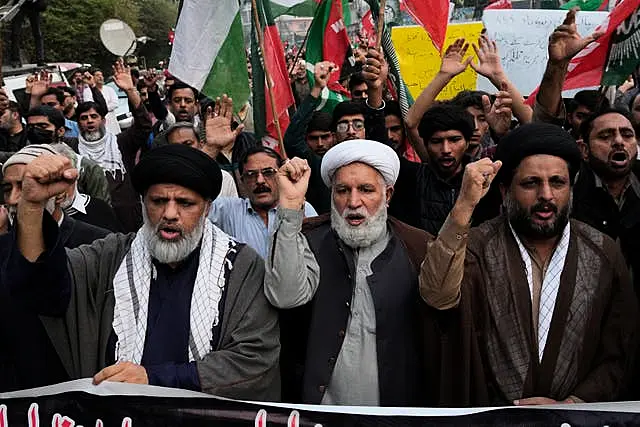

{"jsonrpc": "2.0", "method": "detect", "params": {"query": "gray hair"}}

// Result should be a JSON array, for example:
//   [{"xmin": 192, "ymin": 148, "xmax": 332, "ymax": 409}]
[
  {"xmin": 166, "ymin": 121, "xmax": 199, "ymax": 141},
  {"xmin": 50, "ymin": 143, "xmax": 79, "ymax": 168}
]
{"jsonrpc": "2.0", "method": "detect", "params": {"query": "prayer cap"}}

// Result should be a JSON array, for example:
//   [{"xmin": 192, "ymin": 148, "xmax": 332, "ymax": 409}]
[
  {"xmin": 2, "ymin": 144, "xmax": 57, "ymax": 174},
  {"xmin": 133, "ymin": 144, "xmax": 222, "ymax": 199},
  {"xmin": 320, "ymin": 139, "xmax": 400, "ymax": 187},
  {"xmin": 495, "ymin": 122, "xmax": 582, "ymax": 185}
]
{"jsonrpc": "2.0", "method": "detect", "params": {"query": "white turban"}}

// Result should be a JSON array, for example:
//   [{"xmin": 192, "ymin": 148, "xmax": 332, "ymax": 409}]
[{"xmin": 320, "ymin": 139, "xmax": 400, "ymax": 187}]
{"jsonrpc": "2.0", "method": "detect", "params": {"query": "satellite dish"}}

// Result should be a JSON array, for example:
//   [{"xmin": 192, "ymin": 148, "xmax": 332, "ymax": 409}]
[{"xmin": 100, "ymin": 19, "xmax": 137, "ymax": 56}]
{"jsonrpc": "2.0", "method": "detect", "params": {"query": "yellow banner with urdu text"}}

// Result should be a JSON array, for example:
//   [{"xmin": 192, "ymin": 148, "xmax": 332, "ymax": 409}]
[{"xmin": 392, "ymin": 22, "xmax": 485, "ymax": 101}]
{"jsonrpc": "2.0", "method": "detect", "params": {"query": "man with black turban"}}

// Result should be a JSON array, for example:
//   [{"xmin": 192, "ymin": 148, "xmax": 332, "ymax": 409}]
[
  {"xmin": 3, "ymin": 144, "xmax": 281, "ymax": 400},
  {"xmin": 418, "ymin": 122, "xmax": 638, "ymax": 406}
]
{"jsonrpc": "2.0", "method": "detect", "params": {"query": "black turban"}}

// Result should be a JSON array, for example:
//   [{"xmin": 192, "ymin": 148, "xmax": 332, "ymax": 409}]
[
  {"xmin": 132, "ymin": 144, "xmax": 222, "ymax": 199},
  {"xmin": 495, "ymin": 122, "xmax": 582, "ymax": 185}
]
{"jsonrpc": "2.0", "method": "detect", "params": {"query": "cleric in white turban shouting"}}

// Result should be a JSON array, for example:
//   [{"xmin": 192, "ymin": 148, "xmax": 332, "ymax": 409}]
[
  {"xmin": 4, "ymin": 144, "xmax": 280, "ymax": 400},
  {"xmin": 264, "ymin": 139, "xmax": 485, "ymax": 406}
]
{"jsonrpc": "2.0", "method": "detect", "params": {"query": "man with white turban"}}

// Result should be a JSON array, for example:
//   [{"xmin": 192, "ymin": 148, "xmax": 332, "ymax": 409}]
[{"xmin": 264, "ymin": 139, "xmax": 484, "ymax": 406}]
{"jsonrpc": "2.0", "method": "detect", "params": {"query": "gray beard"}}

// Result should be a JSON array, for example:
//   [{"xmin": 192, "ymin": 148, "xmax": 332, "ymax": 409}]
[
  {"xmin": 142, "ymin": 209, "xmax": 206, "ymax": 264},
  {"xmin": 81, "ymin": 126, "xmax": 106, "ymax": 142},
  {"xmin": 330, "ymin": 199, "xmax": 387, "ymax": 249}
]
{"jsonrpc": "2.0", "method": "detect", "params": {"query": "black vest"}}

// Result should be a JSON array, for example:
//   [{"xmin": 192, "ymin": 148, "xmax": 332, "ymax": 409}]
[
  {"xmin": 415, "ymin": 165, "xmax": 463, "ymax": 235},
  {"xmin": 279, "ymin": 219, "xmax": 424, "ymax": 406}
]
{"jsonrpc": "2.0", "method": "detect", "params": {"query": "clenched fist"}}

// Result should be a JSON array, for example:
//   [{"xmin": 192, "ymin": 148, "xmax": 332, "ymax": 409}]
[
  {"xmin": 450, "ymin": 158, "xmax": 502, "ymax": 227},
  {"xmin": 21, "ymin": 155, "xmax": 78, "ymax": 206},
  {"xmin": 277, "ymin": 157, "xmax": 310, "ymax": 210}
]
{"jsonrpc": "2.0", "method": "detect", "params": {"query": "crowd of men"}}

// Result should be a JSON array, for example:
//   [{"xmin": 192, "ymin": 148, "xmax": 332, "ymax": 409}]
[{"xmin": 1, "ymin": 9, "xmax": 640, "ymax": 408}]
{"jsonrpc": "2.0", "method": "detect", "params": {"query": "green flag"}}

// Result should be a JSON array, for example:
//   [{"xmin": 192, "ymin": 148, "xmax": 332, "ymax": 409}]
[
  {"xmin": 560, "ymin": 0, "xmax": 607, "ymax": 11},
  {"xmin": 271, "ymin": 0, "xmax": 320, "ymax": 17}
]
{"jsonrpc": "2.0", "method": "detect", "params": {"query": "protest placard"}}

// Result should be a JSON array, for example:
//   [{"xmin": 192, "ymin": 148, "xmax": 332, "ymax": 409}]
[
  {"xmin": 392, "ymin": 22, "xmax": 484, "ymax": 101},
  {"xmin": 479, "ymin": 9, "xmax": 607, "ymax": 94}
]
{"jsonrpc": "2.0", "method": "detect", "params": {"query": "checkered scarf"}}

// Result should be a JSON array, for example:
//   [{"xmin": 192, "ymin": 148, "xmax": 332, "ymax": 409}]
[
  {"xmin": 510, "ymin": 222, "xmax": 571, "ymax": 361},
  {"xmin": 78, "ymin": 131, "xmax": 125, "ymax": 179},
  {"xmin": 112, "ymin": 220, "xmax": 235, "ymax": 363}
]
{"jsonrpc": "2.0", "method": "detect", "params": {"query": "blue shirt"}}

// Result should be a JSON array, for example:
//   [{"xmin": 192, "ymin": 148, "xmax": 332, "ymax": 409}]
[
  {"xmin": 209, "ymin": 197, "xmax": 317, "ymax": 259},
  {"xmin": 64, "ymin": 119, "xmax": 79, "ymax": 139}
]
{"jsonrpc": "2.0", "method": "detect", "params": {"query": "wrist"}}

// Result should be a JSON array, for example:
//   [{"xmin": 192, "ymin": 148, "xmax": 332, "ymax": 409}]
[
  {"xmin": 490, "ymin": 71, "xmax": 507, "ymax": 86},
  {"xmin": 450, "ymin": 199, "xmax": 475, "ymax": 227},
  {"xmin": 279, "ymin": 197, "xmax": 305, "ymax": 210},
  {"xmin": 547, "ymin": 58, "xmax": 570, "ymax": 69},
  {"xmin": 124, "ymin": 87, "xmax": 136, "ymax": 94},
  {"xmin": 436, "ymin": 70, "xmax": 456, "ymax": 81}
]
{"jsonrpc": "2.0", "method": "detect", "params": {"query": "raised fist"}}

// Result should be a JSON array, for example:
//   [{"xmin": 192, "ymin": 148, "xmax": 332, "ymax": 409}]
[
  {"xmin": 277, "ymin": 157, "xmax": 310, "ymax": 210},
  {"xmin": 20, "ymin": 155, "xmax": 78, "ymax": 206}
]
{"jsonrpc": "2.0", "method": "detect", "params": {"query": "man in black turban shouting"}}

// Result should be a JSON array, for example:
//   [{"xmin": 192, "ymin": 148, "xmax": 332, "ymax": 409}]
[
  {"xmin": 419, "ymin": 122, "xmax": 638, "ymax": 406},
  {"xmin": 4, "ymin": 144, "xmax": 280, "ymax": 400}
]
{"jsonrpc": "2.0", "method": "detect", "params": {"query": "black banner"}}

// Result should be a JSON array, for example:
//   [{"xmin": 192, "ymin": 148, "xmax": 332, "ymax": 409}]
[{"xmin": 1, "ymin": 380, "xmax": 640, "ymax": 426}]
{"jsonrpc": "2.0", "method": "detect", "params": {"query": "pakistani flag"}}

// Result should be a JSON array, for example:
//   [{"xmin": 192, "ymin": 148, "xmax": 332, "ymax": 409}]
[
  {"xmin": 271, "ymin": 0, "xmax": 320, "ymax": 17},
  {"xmin": 169, "ymin": 0, "xmax": 249, "ymax": 112}
]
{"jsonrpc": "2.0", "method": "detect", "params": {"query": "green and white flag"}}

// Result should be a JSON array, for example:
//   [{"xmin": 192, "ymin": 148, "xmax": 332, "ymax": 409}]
[
  {"xmin": 169, "ymin": 0, "xmax": 249, "ymax": 112},
  {"xmin": 271, "ymin": 0, "xmax": 319, "ymax": 17}
]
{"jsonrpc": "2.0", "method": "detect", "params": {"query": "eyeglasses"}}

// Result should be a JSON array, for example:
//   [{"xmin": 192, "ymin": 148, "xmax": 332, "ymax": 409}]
[
  {"xmin": 351, "ymin": 90, "xmax": 367, "ymax": 98},
  {"xmin": 336, "ymin": 119, "xmax": 365, "ymax": 133},
  {"xmin": 44, "ymin": 101, "xmax": 60, "ymax": 108},
  {"xmin": 242, "ymin": 167, "xmax": 278, "ymax": 182}
]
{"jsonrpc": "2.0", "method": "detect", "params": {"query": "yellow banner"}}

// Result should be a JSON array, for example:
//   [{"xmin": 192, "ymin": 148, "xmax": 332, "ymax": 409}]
[{"xmin": 392, "ymin": 22, "xmax": 485, "ymax": 101}]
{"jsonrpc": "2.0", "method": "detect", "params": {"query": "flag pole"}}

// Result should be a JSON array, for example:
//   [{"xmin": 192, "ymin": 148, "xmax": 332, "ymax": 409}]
[
  {"xmin": 251, "ymin": 0, "xmax": 287, "ymax": 158},
  {"xmin": 376, "ymin": 0, "xmax": 387, "ymax": 50},
  {"xmin": 287, "ymin": 1, "xmax": 324, "ymax": 76},
  {"xmin": 287, "ymin": 22, "xmax": 312, "ymax": 76}
]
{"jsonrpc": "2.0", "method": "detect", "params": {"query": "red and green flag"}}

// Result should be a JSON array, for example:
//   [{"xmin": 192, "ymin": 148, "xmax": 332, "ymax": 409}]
[
  {"xmin": 305, "ymin": 0, "xmax": 353, "ymax": 111},
  {"xmin": 527, "ymin": 1, "xmax": 640, "ymax": 103},
  {"xmin": 251, "ymin": 0, "xmax": 296, "ymax": 149}
]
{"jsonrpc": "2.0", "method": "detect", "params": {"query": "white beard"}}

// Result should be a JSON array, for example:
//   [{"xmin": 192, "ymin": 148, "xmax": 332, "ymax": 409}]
[
  {"xmin": 330, "ymin": 199, "xmax": 388, "ymax": 249},
  {"xmin": 142, "ymin": 209, "xmax": 206, "ymax": 264},
  {"xmin": 81, "ymin": 126, "xmax": 106, "ymax": 142}
]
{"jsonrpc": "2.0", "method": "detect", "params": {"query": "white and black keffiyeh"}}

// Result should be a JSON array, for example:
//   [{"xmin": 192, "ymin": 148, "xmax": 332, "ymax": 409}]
[
  {"xmin": 78, "ymin": 131, "xmax": 126, "ymax": 178},
  {"xmin": 111, "ymin": 220, "xmax": 236, "ymax": 363}
]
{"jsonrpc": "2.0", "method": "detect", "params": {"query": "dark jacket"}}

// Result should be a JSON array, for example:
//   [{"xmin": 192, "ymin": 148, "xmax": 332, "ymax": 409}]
[
  {"xmin": 390, "ymin": 157, "xmax": 464, "ymax": 235},
  {"xmin": 279, "ymin": 214, "xmax": 431, "ymax": 406},
  {"xmin": 59, "ymin": 215, "xmax": 111, "ymax": 249},
  {"xmin": 572, "ymin": 163, "xmax": 640, "ymax": 295},
  {"xmin": 0, "ymin": 215, "xmax": 70, "ymax": 392},
  {"xmin": 66, "ymin": 195, "xmax": 122, "ymax": 233}
]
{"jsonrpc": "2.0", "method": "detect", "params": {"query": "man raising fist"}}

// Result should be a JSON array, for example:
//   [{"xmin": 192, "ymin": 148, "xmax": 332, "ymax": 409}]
[
  {"xmin": 265, "ymin": 139, "xmax": 500, "ymax": 406},
  {"xmin": 420, "ymin": 122, "xmax": 637, "ymax": 406},
  {"xmin": 1, "ymin": 154, "xmax": 76, "ymax": 392}
]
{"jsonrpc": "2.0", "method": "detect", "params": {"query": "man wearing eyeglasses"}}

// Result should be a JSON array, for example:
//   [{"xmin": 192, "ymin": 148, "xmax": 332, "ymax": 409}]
[{"xmin": 209, "ymin": 146, "xmax": 317, "ymax": 259}]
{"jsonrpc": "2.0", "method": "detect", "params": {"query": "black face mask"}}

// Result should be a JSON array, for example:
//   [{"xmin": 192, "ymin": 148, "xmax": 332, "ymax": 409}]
[{"xmin": 27, "ymin": 127, "xmax": 55, "ymax": 145}]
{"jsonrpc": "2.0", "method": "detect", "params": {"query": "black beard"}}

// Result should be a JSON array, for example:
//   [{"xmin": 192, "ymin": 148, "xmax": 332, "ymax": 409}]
[{"xmin": 505, "ymin": 193, "xmax": 571, "ymax": 240}]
